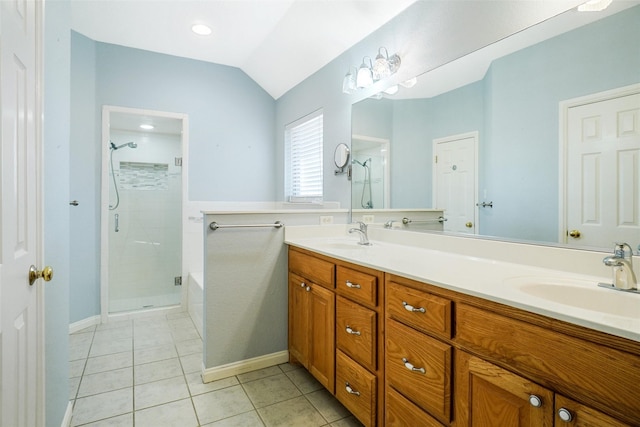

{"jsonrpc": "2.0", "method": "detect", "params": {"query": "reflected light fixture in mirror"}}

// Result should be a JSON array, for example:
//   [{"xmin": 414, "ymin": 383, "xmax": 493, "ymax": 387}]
[
  {"xmin": 578, "ymin": 0, "xmax": 612, "ymax": 12},
  {"xmin": 139, "ymin": 124, "xmax": 154, "ymax": 130},
  {"xmin": 357, "ymin": 57, "xmax": 374, "ymax": 88}
]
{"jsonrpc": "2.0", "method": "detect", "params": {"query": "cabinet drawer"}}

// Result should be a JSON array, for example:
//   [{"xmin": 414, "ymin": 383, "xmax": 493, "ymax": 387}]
[
  {"xmin": 336, "ymin": 265, "xmax": 377, "ymax": 307},
  {"xmin": 387, "ymin": 281, "xmax": 452, "ymax": 339},
  {"xmin": 289, "ymin": 248, "xmax": 335, "ymax": 289},
  {"xmin": 386, "ymin": 319, "xmax": 452, "ymax": 423},
  {"xmin": 336, "ymin": 350, "xmax": 376, "ymax": 427},
  {"xmin": 385, "ymin": 387, "xmax": 445, "ymax": 427},
  {"xmin": 336, "ymin": 296, "xmax": 377, "ymax": 371}
]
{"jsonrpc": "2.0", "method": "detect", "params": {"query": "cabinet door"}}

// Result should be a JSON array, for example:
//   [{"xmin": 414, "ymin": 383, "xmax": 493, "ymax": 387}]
[
  {"xmin": 554, "ymin": 395, "xmax": 631, "ymax": 427},
  {"xmin": 309, "ymin": 283, "xmax": 335, "ymax": 393},
  {"xmin": 459, "ymin": 352, "xmax": 553, "ymax": 427},
  {"xmin": 288, "ymin": 273, "xmax": 309, "ymax": 367}
]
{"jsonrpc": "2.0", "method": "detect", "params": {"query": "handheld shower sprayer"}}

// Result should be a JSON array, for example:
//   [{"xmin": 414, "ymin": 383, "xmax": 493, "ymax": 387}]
[{"xmin": 110, "ymin": 141, "xmax": 137, "ymax": 150}]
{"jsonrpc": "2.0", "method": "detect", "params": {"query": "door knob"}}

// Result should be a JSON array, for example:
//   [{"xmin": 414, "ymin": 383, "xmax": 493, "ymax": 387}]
[
  {"xmin": 465, "ymin": 222, "xmax": 473, "ymax": 228},
  {"xmin": 568, "ymin": 230, "xmax": 581, "ymax": 238},
  {"xmin": 29, "ymin": 265, "xmax": 53, "ymax": 286}
]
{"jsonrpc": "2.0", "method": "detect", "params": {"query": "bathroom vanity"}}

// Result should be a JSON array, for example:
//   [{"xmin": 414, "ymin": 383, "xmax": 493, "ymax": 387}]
[{"xmin": 286, "ymin": 228, "xmax": 640, "ymax": 427}]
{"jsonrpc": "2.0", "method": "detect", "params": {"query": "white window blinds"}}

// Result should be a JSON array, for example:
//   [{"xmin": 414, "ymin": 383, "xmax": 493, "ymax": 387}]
[{"xmin": 285, "ymin": 111, "xmax": 323, "ymax": 202}]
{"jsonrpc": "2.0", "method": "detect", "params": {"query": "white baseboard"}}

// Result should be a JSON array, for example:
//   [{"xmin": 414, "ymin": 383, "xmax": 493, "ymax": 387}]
[
  {"xmin": 61, "ymin": 401, "xmax": 73, "ymax": 427},
  {"xmin": 202, "ymin": 351, "xmax": 289, "ymax": 383},
  {"xmin": 69, "ymin": 315, "xmax": 101, "ymax": 334}
]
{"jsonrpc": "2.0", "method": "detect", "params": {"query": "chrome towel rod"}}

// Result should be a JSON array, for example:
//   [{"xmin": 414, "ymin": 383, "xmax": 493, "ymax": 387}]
[
  {"xmin": 402, "ymin": 216, "xmax": 447, "ymax": 224},
  {"xmin": 209, "ymin": 221, "xmax": 284, "ymax": 231}
]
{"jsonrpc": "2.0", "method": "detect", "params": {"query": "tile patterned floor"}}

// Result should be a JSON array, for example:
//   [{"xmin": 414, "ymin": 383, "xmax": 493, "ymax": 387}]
[{"xmin": 69, "ymin": 311, "xmax": 364, "ymax": 426}]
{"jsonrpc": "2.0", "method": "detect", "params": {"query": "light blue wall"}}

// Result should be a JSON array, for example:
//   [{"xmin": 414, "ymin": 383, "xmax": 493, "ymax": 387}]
[
  {"xmin": 69, "ymin": 32, "xmax": 276, "ymax": 323},
  {"xmin": 70, "ymin": 32, "xmax": 100, "ymax": 323},
  {"xmin": 44, "ymin": 1, "xmax": 71, "ymax": 425}
]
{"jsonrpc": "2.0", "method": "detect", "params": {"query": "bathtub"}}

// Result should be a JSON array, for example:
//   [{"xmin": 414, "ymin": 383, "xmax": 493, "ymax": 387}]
[{"xmin": 188, "ymin": 272, "xmax": 204, "ymax": 338}]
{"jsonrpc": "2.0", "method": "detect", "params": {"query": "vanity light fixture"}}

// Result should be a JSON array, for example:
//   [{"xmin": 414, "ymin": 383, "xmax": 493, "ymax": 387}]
[
  {"xmin": 356, "ymin": 57, "xmax": 374, "ymax": 88},
  {"xmin": 191, "ymin": 23, "xmax": 212, "ymax": 36},
  {"xmin": 344, "ymin": 47, "xmax": 401, "ymax": 94},
  {"xmin": 373, "ymin": 47, "xmax": 392, "ymax": 80},
  {"xmin": 342, "ymin": 67, "xmax": 357, "ymax": 94},
  {"xmin": 577, "ymin": 0, "xmax": 612, "ymax": 11},
  {"xmin": 140, "ymin": 124, "xmax": 154, "ymax": 130}
]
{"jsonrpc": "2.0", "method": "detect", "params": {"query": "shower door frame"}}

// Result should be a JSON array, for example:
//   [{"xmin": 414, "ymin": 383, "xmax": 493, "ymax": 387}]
[{"xmin": 100, "ymin": 105, "xmax": 189, "ymax": 321}]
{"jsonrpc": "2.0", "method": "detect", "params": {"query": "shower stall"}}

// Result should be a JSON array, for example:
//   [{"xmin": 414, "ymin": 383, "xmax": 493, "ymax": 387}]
[
  {"xmin": 351, "ymin": 135, "xmax": 390, "ymax": 210},
  {"xmin": 102, "ymin": 107, "xmax": 186, "ymax": 314}
]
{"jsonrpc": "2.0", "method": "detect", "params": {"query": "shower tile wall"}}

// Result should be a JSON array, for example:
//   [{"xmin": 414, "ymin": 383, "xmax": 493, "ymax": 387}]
[{"xmin": 109, "ymin": 130, "xmax": 182, "ymax": 312}]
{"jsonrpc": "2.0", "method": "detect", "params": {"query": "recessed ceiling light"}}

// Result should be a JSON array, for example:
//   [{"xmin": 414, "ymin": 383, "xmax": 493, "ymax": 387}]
[
  {"xmin": 192, "ymin": 24, "xmax": 212, "ymax": 36},
  {"xmin": 140, "ymin": 124, "xmax": 154, "ymax": 130}
]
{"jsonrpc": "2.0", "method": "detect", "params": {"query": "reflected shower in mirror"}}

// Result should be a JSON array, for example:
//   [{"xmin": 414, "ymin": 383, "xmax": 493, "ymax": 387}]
[{"xmin": 351, "ymin": 3, "xmax": 640, "ymax": 251}]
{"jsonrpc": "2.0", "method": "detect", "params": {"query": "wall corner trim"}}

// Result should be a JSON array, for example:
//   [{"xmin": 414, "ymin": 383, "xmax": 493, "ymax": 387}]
[
  {"xmin": 201, "ymin": 351, "xmax": 289, "ymax": 383},
  {"xmin": 69, "ymin": 315, "xmax": 101, "ymax": 334}
]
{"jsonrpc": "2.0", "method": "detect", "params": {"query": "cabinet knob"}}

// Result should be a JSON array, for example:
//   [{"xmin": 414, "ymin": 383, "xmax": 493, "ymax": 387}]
[
  {"xmin": 300, "ymin": 282, "xmax": 305, "ymax": 288},
  {"xmin": 528, "ymin": 395, "xmax": 543, "ymax": 408},
  {"xmin": 345, "ymin": 326, "xmax": 361, "ymax": 336},
  {"xmin": 345, "ymin": 382, "xmax": 360, "ymax": 396},
  {"xmin": 557, "ymin": 408, "xmax": 573, "ymax": 422},
  {"xmin": 402, "ymin": 301, "xmax": 426, "ymax": 313},
  {"xmin": 345, "ymin": 280, "xmax": 361, "ymax": 289},
  {"xmin": 402, "ymin": 358, "xmax": 426, "ymax": 374},
  {"xmin": 305, "ymin": 286, "xmax": 311, "ymax": 292}
]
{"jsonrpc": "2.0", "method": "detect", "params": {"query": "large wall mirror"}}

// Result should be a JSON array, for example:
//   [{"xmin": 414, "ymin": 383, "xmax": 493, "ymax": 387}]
[{"xmin": 351, "ymin": 2, "xmax": 640, "ymax": 252}]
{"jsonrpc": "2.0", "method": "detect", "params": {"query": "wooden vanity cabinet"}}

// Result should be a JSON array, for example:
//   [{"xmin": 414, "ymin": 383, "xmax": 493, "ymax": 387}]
[
  {"xmin": 288, "ymin": 248, "xmax": 335, "ymax": 392},
  {"xmin": 288, "ymin": 248, "xmax": 640, "ymax": 426}
]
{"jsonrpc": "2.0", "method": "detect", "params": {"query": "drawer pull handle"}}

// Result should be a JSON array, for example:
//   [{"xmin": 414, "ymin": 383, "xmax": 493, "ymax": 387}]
[
  {"xmin": 557, "ymin": 408, "xmax": 573, "ymax": 422},
  {"xmin": 346, "ymin": 280, "xmax": 361, "ymax": 289},
  {"xmin": 345, "ymin": 382, "xmax": 360, "ymax": 396},
  {"xmin": 402, "ymin": 358, "xmax": 426, "ymax": 374},
  {"xmin": 402, "ymin": 301, "xmax": 426, "ymax": 313},
  {"xmin": 345, "ymin": 326, "xmax": 361, "ymax": 336}
]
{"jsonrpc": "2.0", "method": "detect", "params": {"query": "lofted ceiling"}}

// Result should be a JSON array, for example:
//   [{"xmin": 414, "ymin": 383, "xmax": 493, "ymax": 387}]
[{"xmin": 70, "ymin": 0, "xmax": 418, "ymax": 99}]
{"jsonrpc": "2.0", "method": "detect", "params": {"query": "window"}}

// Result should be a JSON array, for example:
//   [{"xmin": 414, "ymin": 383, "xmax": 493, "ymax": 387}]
[{"xmin": 285, "ymin": 110, "xmax": 323, "ymax": 202}]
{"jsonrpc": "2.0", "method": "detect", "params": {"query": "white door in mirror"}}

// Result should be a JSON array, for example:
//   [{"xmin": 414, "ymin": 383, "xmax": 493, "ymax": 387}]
[
  {"xmin": 433, "ymin": 132, "xmax": 478, "ymax": 234},
  {"xmin": 566, "ymin": 90, "xmax": 640, "ymax": 248}
]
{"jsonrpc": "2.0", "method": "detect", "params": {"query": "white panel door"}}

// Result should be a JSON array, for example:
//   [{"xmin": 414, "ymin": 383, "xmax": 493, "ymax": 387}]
[
  {"xmin": 433, "ymin": 133, "xmax": 478, "ymax": 234},
  {"xmin": 567, "ymin": 92, "xmax": 640, "ymax": 248},
  {"xmin": 1, "ymin": 0, "xmax": 44, "ymax": 426}
]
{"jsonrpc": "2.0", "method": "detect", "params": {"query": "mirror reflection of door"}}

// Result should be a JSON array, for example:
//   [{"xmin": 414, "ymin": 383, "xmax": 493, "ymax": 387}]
[
  {"xmin": 565, "ymin": 86, "xmax": 640, "ymax": 249},
  {"xmin": 433, "ymin": 132, "xmax": 478, "ymax": 234}
]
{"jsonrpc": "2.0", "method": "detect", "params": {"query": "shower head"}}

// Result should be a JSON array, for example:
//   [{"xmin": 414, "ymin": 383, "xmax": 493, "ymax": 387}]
[
  {"xmin": 110, "ymin": 141, "xmax": 137, "ymax": 150},
  {"xmin": 352, "ymin": 158, "xmax": 371, "ymax": 167}
]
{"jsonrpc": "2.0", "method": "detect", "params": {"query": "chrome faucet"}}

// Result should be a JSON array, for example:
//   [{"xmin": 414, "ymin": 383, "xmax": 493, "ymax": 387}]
[
  {"xmin": 384, "ymin": 220, "xmax": 396, "ymax": 229},
  {"xmin": 602, "ymin": 243, "xmax": 637, "ymax": 291},
  {"xmin": 349, "ymin": 221, "xmax": 371, "ymax": 245}
]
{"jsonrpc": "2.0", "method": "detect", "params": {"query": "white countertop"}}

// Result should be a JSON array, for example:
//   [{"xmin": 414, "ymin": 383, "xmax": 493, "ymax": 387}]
[{"xmin": 285, "ymin": 227, "xmax": 640, "ymax": 343}]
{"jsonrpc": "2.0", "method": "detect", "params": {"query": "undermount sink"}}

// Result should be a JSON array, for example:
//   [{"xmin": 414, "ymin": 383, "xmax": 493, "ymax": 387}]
[{"xmin": 508, "ymin": 277, "xmax": 640, "ymax": 318}]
